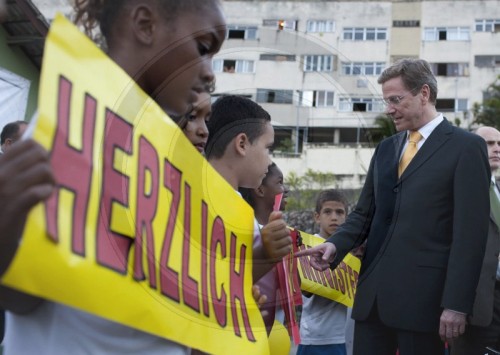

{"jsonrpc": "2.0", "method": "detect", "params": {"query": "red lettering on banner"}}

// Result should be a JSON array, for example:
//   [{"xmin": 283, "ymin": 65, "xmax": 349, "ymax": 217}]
[
  {"xmin": 338, "ymin": 262, "xmax": 351, "ymax": 298},
  {"xmin": 347, "ymin": 265, "xmax": 356, "ymax": 297},
  {"xmin": 312, "ymin": 263, "xmax": 326, "ymax": 286},
  {"xmin": 211, "ymin": 217, "xmax": 227, "ymax": 327},
  {"xmin": 330, "ymin": 268, "xmax": 340, "ymax": 291},
  {"xmin": 229, "ymin": 233, "xmax": 255, "ymax": 341},
  {"xmin": 298, "ymin": 245, "xmax": 315, "ymax": 281},
  {"xmin": 318, "ymin": 267, "xmax": 328, "ymax": 286},
  {"xmin": 133, "ymin": 136, "xmax": 159, "ymax": 288},
  {"xmin": 45, "ymin": 76, "xmax": 96, "ymax": 255},
  {"xmin": 159, "ymin": 159, "xmax": 182, "ymax": 302},
  {"xmin": 182, "ymin": 183, "xmax": 200, "ymax": 312},
  {"xmin": 95, "ymin": 110, "xmax": 134, "ymax": 273},
  {"xmin": 200, "ymin": 201, "xmax": 210, "ymax": 317},
  {"xmin": 335, "ymin": 268, "xmax": 345, "ymax": 294},
  {"xmin": 323, "ymin": 268, "xmax": 336, "ymax": 289}
]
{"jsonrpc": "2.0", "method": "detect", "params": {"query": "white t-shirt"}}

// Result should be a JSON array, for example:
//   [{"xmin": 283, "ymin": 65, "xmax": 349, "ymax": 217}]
[
  {"xmin": 299, "ymin": 235, "xmax": 347, "ymax": 345},
  {"xmin": 4, "ymin": 302, "xmax": 189, "ymax": 355}
]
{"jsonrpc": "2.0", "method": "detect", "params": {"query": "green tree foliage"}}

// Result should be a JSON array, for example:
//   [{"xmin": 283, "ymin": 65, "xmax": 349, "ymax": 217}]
[
  {"xmin": 473, "ymin": 75, "xmax": 500, "ymax": 129},
  {"xmin": 284, "ymin": 169, "xmax": 336, "ymax": 210},
  {"xmin": 370, "ymin": 114, "xmax": 396, "ymax": 144}
]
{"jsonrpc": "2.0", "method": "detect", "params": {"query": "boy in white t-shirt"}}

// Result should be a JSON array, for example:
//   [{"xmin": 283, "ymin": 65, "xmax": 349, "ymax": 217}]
[
  {"xmin": 298, "ymin": 189, "xmax": 350, "ymax": 355},
  {"xmin": 206, "ymin": 95, "xmax": 292, "ymax": 334}
]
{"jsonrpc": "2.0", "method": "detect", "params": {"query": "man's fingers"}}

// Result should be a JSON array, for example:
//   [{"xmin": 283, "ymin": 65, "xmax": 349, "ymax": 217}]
[
  {"xmin": 295, "ymin": 248, "xmax": 313, "ymax": 257},
  {"xmin": 309, "ymin": 257, "xmax": 329, "ymax": 271},
  {"xmin": 321, "ymin": 246, "xmax": 335, "ymax": 263}
]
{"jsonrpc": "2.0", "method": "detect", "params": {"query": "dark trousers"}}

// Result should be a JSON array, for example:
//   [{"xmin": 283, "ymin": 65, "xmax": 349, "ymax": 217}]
[
  {"xmin": 452, "ymin": 286, "xmax": 500, "ymax": 355},
  {"xmin": 353, "ymin": 304, "xmax": 444, "ymax": 355}
]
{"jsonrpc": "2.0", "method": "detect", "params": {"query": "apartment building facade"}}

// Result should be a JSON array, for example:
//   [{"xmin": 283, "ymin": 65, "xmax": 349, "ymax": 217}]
[{"xmin": 217, "ymin": 0, "xmax": 500, "ymax": 188}]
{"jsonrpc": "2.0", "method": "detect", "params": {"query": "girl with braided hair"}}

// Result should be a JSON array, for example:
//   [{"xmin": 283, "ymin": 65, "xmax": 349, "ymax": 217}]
[{"xmin": 1, "ymin": 1, "xmax": 226, "ymax": 354}]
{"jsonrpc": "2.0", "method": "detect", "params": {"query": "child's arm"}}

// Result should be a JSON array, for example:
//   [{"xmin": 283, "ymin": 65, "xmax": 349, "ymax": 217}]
[
  {"xmin": 253, "ymin": 211, "xmax": 292, "ymax": 281},
  {"xmin": 0, "ymin": 140, "xmax": 55, "ymax": 313}
]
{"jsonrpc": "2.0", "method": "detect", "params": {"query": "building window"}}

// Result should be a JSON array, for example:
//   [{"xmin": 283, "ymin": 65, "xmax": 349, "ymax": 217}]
[
  {"xmin": 306, "ymin": 20, "xmax": 335, "ymax": 33},
  {"xmin": 342, "ymin": 27, "xmax": 387, "ymax": 41},
  {"xmin": 226, "ymin": 25, "xmax": 258, "ymax": 40},
  {"xmin": 260, "ymin": 54, "xmax": 296, "ymax": 61},
  {"xmin": 213, "ymin": 59, "xmax": 255, "ymax": 73},
  {"xmin": 393, "ymin": 20, "xmax": 420, "ymax": 27},
  {"xmin": 430, "ymin": 63, "xmax": 469, "ymax": 76},
  {"xmin": 341, "ymin": 62, "xmax": 385, "ymax": 76},
  {"xmin": 435, "ymin": 99, "xmax": 468, "ymax": 112},
  {"xmin": 457, "ymin": 99, "xmax": 468, "ymax": 112},
  {"xmin": 475, "ymin": 55, "xmax": 500, "ymax": 68},
  {"xmin": 299, "ymin": 91, "xmax": 334, "ymax": 107},
  {"xmin": 256, "ymin": 89, "xmax": 294, "ymax": 104},
  {"xmin": 423, "ymin": 27, "xmax": 470, "ymax": 41},
  {"xmin": 338, "ymin": 98, "xmax": 384, "ymax": 112},
  {"xmin": 303, "ymin": 55, "xmax": 334, "ymax": 72},
  {"xmin": 263, "ymin": 19, "xmax": 298, "ymax": 31},
  {"xmin": 475, "ymin": 19, "xmax": 500, "ymax": 32}
]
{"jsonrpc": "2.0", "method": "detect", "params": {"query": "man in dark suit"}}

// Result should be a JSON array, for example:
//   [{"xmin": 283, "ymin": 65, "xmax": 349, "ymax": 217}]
[
  {"xmin": 452, "ymin": 126, "xmax": 500, "ymax": 355},
  {"xmin": 296, "ymin": 58, "xmax": 490, "ymax": 355}
]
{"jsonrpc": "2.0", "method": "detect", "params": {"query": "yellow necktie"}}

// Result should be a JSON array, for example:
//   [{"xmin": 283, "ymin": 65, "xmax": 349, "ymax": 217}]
[{"xmin": 399, "ymin": 131, "xmax": 423, "ymax": 177}]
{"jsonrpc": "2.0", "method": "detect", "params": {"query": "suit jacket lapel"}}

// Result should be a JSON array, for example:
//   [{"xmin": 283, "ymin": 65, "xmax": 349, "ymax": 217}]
[
  {"xmin": 399, "ymin": 119, "xmax": 452, "ymax": 180},
  {"xmin": 389, "ymin": 131, "xmax": 406, "ymax": 177}
]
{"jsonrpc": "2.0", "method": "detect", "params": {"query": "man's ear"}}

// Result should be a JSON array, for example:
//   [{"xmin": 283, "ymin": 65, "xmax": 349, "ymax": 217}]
[
  {"xmin": 4, "ymin": 138, "xmax": 13, "ymax": 147},
  {"xmin": 129, "ymin": 3, "xmax": 156, "ymax": 46},
  {"xmin": 234, "ymin": 133, "xmax": 249, "ymax": 156},
  {"xmin": 313, "ymin": 211, "xmax": 320, "ymax": 223},
  {"xmin": 420, "ymin": 84, "xmax": 430, "ymax": 104}
]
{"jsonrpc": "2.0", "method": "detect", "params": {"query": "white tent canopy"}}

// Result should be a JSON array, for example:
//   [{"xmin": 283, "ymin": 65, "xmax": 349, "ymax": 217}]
[{"xmin": 0, "ymin": 67, "xmax": 30, "ymax": 133}]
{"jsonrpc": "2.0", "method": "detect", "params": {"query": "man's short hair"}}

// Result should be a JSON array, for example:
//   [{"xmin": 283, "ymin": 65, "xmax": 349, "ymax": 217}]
[
  {"xmin": 1, "ymin": 121, "xmax": 27, "ymax": 145},
  {"xmin": 378, "ymin": 58, "xmax": 438, "ymax": 104},
  {"xmin": 315, "ymin": 189, "xmax": 348, "ymax": 214},
  {"xmin": 206, "ymin": 95, "xmax": 271, "ymax": 159}
]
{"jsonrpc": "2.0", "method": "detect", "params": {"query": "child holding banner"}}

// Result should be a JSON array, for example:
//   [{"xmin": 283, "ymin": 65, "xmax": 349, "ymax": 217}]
[
  {"xmin": 206, "ymin": 96, "xmax": 293, "ymax": 333},
  {"xmin": 239, "ymin": 162, "xmax": 287, "ymax": 332},
  {"xmin": 298, "ymin": 189, "xmax": 350, "ymax": 355},
  {"xmin": 1, "ymin": 0, "xmax": 226, "ymax": 354}
]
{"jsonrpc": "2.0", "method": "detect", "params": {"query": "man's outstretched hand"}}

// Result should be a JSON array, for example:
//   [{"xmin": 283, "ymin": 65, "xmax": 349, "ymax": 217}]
[{"xmin": 295, "ymin": 242, "xmax": 337, "ymax": 271}]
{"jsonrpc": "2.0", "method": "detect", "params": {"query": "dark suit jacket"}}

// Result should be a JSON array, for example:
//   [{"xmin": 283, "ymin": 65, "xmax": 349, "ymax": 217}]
[
  {"xmin": 467, "ymin": 211, "xmax": 500, "ymax": 327},
  {"xmin": 329, "ymin": 119, "xmax": 491, "ymax": 332}
]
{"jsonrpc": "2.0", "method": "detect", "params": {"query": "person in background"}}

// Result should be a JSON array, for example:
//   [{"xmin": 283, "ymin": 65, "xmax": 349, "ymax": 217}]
[
  {"xmin": 0, "ymin": 121, "xmax": 27, "ymax": 154},
  {"xmin": 298, "ymin": 189, "xmax": 349, "ymax": 355},
  {"xmin": 452, "ymin": 126, "xmax": 500, "ymax": 355},
  {"xmin": 176, "ymin": 91, "xmax": 211, "ymax": 155},
  {"xmin": 239, "ymin": 162, "xmax": 288, "ymax": 331}
]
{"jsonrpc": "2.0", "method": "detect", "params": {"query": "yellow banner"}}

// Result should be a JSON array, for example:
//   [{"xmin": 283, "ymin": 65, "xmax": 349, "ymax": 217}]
[
  {"xmin": 297, "ymin": 232, "xmax": 361, "ymax": 307},
  {"xmin": 0, "ymin": 15, "xmax": 269, "ymax": 355}
]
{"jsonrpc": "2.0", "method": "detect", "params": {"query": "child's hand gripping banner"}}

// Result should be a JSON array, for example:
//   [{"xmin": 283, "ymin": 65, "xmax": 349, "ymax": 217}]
[
  {"xmin": 297, "ymin": 232, "xmax": 361, "ymax": 307},
  {"xmin": 0, "ymin": 15, "xmax": 269, "ymax": 355},
  {"xmin": 276, "ymin": 228, "xmax": 302, "ymax": 345}
]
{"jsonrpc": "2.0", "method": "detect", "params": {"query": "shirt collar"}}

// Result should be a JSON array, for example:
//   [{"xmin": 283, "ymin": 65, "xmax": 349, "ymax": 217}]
[{"xmin": 406, "ymin": 113, "xmax": 443, "ymax": 142}]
